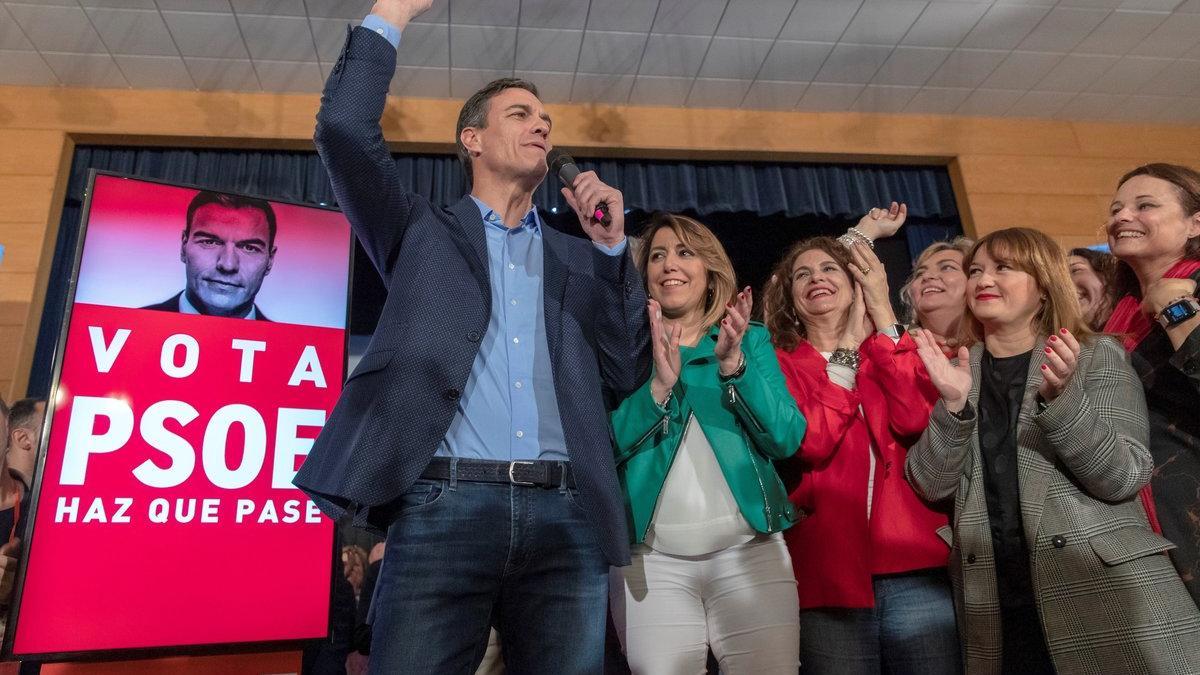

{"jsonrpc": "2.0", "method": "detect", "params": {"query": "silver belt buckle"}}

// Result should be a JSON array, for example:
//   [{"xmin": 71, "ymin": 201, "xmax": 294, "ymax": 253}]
[{"xmin": 508, "ymin": 460, "xmax": 537, "ymax": 486}]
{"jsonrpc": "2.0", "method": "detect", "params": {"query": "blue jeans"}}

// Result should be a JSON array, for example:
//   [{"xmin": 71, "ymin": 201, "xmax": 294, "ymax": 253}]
[
  {"xmin": 367, "ymin": 476, "xmax": 609, "ymax": 674},
  {"xmin": 800, "ymin": 569, "xmax": 961, "ymax": 675}
]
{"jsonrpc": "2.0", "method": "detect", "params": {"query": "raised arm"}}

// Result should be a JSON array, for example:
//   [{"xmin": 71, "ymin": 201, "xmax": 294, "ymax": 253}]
[{"xmin": 313, "ymin": 1, "xmax": 433, "ymax": 282}]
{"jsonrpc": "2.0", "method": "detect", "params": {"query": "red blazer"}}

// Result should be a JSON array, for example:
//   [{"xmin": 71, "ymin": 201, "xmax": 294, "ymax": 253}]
[{"xmin": 776, "ymin": 333, "xmax": 950, "ymax": 610}]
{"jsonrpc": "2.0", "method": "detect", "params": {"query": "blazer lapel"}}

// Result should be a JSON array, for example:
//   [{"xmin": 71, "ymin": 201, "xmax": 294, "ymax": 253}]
[
  {"xmin": 449, "ymin": 196, "xmax": 490, "ymax": 287},
  {"xmin": 541, "ymin": 223, "xmax": 569, "ymax": 364}
]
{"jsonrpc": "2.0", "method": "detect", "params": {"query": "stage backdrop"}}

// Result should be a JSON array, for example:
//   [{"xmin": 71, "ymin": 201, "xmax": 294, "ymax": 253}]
[{"xmin": 10, "ymin": 173, "xmax": 351, "ymax": 658}]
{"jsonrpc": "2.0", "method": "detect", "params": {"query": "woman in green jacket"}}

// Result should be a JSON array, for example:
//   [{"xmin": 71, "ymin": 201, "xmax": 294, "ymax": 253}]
[{"xmin": 609, "ymin": 213, "xmax": 807, "ymax": 674}]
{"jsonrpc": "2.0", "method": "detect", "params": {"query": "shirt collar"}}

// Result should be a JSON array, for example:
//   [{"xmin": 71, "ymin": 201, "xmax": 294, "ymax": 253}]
[
  {"xmin": 470, "ymin": 196, "xmax": 541, "ymax": 234},
  {"xmin": 179, "ymin": 292, "xmax": 256, "ymax": 320}
]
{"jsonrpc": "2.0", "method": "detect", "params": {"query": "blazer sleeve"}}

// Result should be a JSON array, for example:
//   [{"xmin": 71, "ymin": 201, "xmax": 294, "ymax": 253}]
[
  {"xmin": 722, "ymin": 327, "xmax": 807, "ymax": 460},
  {"xmin": 905, "ymin": 400, "xmax": 976, "ymax": 502},
  {"xmin": 610, "ymin": 376, "xmax": 676, "ymax": 466},
  {"xmin": 1033, "ymin": 336, "xmax": 1152, "ymax": 502},
  {"xmin": 778, "ymin": 348, "xmax": 861, "ymax": 468},
  {"xmin": 313, "ymin": 27, "xmax": 412, "ymax": 284},
  {"xmin": 593, "ymin": 248, "xmax": 652, "ymax": 408},
  {"xmin": 862, "ymin": 332, "xmax": 936, "ymax": 440}
]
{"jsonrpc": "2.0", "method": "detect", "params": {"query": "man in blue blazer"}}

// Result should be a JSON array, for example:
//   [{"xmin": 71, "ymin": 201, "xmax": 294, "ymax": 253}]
[{"xmin": 292, "ymin": 0, "xmax": 651, "ymax": 671}]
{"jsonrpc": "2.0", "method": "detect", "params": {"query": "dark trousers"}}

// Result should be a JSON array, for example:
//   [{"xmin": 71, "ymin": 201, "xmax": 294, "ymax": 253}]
[{"xmin": 367, "ymin": 477, "xmax": 609, "ymax": 674}]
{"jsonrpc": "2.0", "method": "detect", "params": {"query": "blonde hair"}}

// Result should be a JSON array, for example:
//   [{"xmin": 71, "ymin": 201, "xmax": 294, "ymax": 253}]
[
  {"xmin": 958, "ymin": 228, "xmax": 1094, "ymax": 347},
  {"xmin": 763, "ymin": 237, "xmax": 854, "ymax": 352},
  {"xmin": 900, "ymin": 237, "xmax": 973, "ymax": 326},
  {"xmin": 635, "ymin": 213, "xmax": 737, "ymax": 332}
]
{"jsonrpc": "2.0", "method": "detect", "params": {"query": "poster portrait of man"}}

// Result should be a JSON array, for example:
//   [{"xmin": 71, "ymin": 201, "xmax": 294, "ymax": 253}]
[{"xmin": 142, "ymin": 191, "xmax": 278, "ymax": 320}]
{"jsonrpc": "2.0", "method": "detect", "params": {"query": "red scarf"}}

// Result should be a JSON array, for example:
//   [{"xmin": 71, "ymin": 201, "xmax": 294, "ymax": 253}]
[{"xmin": 1102, "ymin": 258, "xmax": 1200, "ymax": 534}]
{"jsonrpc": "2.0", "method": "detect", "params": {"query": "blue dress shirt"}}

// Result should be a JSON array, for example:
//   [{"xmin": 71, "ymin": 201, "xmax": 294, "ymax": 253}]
[{"xmin": 362, "ymin": 15, "xmax": 627, "ymax": 462}]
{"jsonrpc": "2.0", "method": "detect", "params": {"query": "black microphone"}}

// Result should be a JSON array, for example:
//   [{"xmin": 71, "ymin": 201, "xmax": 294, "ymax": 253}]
[{"xmin": 548, "ymin": 149, "xmax": 611, "ymax": 225}]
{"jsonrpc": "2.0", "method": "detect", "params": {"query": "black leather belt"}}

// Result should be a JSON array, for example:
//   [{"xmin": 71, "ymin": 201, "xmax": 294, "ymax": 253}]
[{"xmin": 421, "ymin": 457, "xmax": 574, "ymax": 489}]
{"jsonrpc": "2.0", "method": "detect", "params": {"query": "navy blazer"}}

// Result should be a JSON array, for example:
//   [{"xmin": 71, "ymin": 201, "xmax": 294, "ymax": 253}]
[{"xmin": 294, "ymin": 27, "xmax": 650, "ymax": 565}]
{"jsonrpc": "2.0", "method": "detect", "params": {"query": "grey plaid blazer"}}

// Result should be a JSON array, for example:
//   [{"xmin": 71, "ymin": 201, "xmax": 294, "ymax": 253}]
[{"xmin": 906, "ymin": 336, "xmax": 1200, "ymax": 674}]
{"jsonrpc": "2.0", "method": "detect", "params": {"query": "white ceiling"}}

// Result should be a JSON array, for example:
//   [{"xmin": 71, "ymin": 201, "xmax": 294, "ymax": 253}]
[{"xmin": 2, "ymin": 0, "xmax": 1200, "ymax": 123}]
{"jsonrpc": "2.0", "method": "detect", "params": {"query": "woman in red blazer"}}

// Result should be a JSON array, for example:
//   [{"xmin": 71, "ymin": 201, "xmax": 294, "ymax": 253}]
[{"xmin": 764, "ymin": 223, "xmax": 959, "ymax": 674}]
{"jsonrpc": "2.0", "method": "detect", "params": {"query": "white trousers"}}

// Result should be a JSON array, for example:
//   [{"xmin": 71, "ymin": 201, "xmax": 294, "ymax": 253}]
[{"xmin": 610, "ymin": 533, "xmax": 800, "ymax": 675}]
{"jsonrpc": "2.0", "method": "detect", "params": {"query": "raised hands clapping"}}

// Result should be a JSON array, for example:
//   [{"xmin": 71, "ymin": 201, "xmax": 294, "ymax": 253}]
[
  {"xmin": 716, "ymin": 287, "xmax": 753, "ymax": 377},
  {"xmin": 912, "ymin": 328, "xmax": 971, "ymax": 413},
  {"xmin": 648, "ymin": 299, "xmax": 682, "ymax": 405}
]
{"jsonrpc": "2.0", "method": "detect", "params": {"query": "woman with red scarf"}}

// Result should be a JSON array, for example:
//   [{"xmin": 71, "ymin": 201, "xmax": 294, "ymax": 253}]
[{"xmin": 1104, "ymin": 163, "xmax": 1200, "ymax": 604}]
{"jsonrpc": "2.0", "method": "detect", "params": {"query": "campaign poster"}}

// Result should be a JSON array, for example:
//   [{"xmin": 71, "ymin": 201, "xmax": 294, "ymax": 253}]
[{"xmin": 9, "ymin": 173, "xmax": 351, "ymax": 657}]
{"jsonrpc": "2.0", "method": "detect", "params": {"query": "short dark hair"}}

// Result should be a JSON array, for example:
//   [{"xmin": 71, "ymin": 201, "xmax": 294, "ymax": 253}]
[
  {"xmin": 185, "ymin": 191, "xmax": 277, "ymax": 248},
  {"xmin": 455, "ymin": 78, "xmax": 540, "ymax": 190},
  {"xmin": 8, "ymin": 398, "xmax": 44, "ymax": 432}
]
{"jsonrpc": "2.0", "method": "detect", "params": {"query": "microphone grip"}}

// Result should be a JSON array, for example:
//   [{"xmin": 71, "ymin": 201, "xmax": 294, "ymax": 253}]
[{"xmin": 594, "ymin": 201, "xmax": 612, "ymax": 225}]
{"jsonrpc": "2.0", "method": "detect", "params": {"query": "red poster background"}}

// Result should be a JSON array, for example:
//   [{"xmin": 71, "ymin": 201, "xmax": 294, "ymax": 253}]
[{"xmin": 12, "ymin": 176, "xmax": 347, "ymax": 656}]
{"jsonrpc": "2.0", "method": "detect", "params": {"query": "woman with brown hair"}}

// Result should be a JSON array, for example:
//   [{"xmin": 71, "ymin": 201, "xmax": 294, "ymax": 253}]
[
  {"xmin": 609, "ymin": 213, "xmax": 806, "ymax": 673},
  {"xmin": 765, "ymin": 217, "xmax": 959, "ymax": 674},
  {"xmin": 907, "ymin": 227, "xmax": 1200, "ymax": 674},
  {"xmin": 1068, "ymin": 247, "xmax": 1118, "ymax": 331},
  {"xmin": 1104, "ymin": 163, "xmax": 1200, "ymax": 606}
]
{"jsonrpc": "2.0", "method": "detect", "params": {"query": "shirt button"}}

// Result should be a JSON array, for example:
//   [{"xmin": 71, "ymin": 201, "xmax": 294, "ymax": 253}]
[
  {"xmin": 1051, "ymin": 535, "xmax": 1066, "ymax": 549},
  {"xmin": 467, "ymin": 330, "xmax": 482, "ymax": 342},
  {"xmin": 515, "ymin": 430, "xmax": 524, "ymax": 438},
  {"xmin": 512, "ymin": 337, "xmax": 520, "ymax": 344},
  {"xmin": 966, "ymin": 553, "xmax": 977, "ymax": 564},
  {"xmin": 510, "ymin": 299, "xmax": 518, "ymax": 306},
  {"xmin": 508, "ymin": 263, "xmax": 516, "ymax": 270},
  {"xmin": 444, "ymin": 388, "xmax": 461, "ymax": 401},
  {"xmin": 375, "ymin": 27, "xmax": 385, "ymax": 35},
  {"xmin": 514, "ymin": 380, "xmax": 523, "ymax": 389}
]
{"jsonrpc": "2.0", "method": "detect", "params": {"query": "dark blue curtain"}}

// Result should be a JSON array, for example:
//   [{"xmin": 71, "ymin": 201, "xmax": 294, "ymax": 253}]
[{"xmin": 28, "ymin": 146, "xmax": 961, "ymax": 396}]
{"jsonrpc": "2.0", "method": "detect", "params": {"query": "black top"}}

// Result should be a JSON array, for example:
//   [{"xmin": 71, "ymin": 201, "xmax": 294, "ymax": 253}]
[{"xmin": 978, "ymin": 349, "xmax": 1054, "ymax": 674}]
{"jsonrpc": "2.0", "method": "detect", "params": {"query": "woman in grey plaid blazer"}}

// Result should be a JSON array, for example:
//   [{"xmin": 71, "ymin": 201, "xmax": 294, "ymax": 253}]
[{"xmin": 905, "ymin": 227, "xmax": 1200, "ymax": 675}]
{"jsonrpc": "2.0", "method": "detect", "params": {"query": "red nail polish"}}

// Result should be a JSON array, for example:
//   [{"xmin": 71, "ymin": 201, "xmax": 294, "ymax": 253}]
[
  {"xmin": 1060, "ymin": 328, "xmax": 1068, "ymax": 334},
  {"xmin": 1049, "ymin": 335, "xmax": 1057, "ymax": 342},
  {"xmin": 1041, "ymin": 364, "xmax": 1048, "ymax": 370},
  {"xmin": 1044, "ymin": 347, "xmax": 1052, "ymax": 353}
]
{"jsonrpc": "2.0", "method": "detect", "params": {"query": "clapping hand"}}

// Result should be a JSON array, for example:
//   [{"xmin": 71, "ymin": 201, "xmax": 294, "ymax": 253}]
[
  {"xmin": 836, "ymin": 285, "xmax": 873, "ymax": 351},
  {"xmin": 716, "ymin": 287, "xmax": 753, "ymax": 376},
  {"xmin": 855, "ymin": 202, "xmax": 907, "ymax": 240},
  {"xmin": 913, "ymin": 328, "xmax": 971, "ymax": 413},
  {"xmin": 846, "ymin": 242, "xmax": 897, "ymax": 329},
  {"xmin": 648, "ymin": 299, "xmax": 682, "ymax": 404},
  {"xmin": 1038, "ymin": 329, "xmax": 1080, "ymax": 402}
]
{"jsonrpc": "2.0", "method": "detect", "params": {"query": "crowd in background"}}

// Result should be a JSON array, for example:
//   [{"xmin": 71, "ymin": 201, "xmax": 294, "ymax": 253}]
[{"xmin": 316, "ymin": 162, "xmax": 1200, "ymax": 674}]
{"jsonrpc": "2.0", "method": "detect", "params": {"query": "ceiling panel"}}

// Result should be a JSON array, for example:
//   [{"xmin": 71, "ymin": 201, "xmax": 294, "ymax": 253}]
[
  {"xmin": 41, "ymin": 52, "xmax": 128, "ymax": 86},
  {"xmin": 577, "ymin": 30, "xmax": 644, "ymax": 75},
  {"xmin": 113, "ymin": 54, "xmax": 194, "ymax": 88},
  {"xmin": 85, "ymin": 8, "xmax": 179, "ymax": 56},
  {"xmin": 652, "ymin": 0, "xmax": 726, "ymax": 36},
  {"xmin": 0, "ymin": 49, "xmax": 58, "ymax": 85},
  {"xmin": 687, "ymin": 77, "xmax": 753, "ymax": 107},
  {"xmin": 873, "ymin": 46, "xmax": 952, "ymax": 86},
  {"xmin": 452, "ymin": 0, "xmax": 519, "ymax": 27},
  {"xmin": 516, "ymin": 28, "xmax": 582, "ymax": 72},
  {"xmin": 629, "ymin": 74, "xmax": 692, "ymax": 106},
  {"xmin": 0, "ymin": 0, "xmax": 1192, "ymax": 126},
  {"xmin": 902, "ymin": 2, "xmax": 991, "ymax": 48},
  {"xmin": 960, "ymin": 4, "xmax": 1049, "ymax": 50},
  {"xmin": 779, "ymin": 1, "xmax": 861, "ymax": 42},
  {"xmin": 238, "ymin": 14, "xmax": 317, "ymax": 62},
  {"xmin": 741, "ymin": 79, "xmax": 808, "ymax": 109},
  {"xmin": 717, "ymin": 0, "xmax": 799, "ymax": 39},
  {"xmin": 813, "ymin": 43, "xmax": 893, "ymax": 83},
  {"xmin": 904, "ymin": 86, "xmax": 973, "ymax": 113},
  {"xmin": 840, "ymin": 1, "xmax": 927, "ymax": 46},
  {"xmin": 7, "ymin": 3, "xmax": 107, "ymax": 53},
  {"xmin": 450, "ymin": 25, "xmax": 517, "ymax": 70},
  {"xmin": 699, "ymin": 37, "xmax": 773, "ymax": 79},
  {"xmin": 162, "ymin": 11, "xmax": 249, "ymax": 59},
  {"xmin": 758, "ymin": 40, "xmax": 835, "ymax": 81},
  {"xmin": 519, "ymin": 0, "xmax": 589, "ymax": 29},
  {"xmin": 639, "ymin": 33, "xmax": 711, "ymax": 77},
  {"xmin": 797, "ymin": 82, "xmax": 866, "ymax": 111}
]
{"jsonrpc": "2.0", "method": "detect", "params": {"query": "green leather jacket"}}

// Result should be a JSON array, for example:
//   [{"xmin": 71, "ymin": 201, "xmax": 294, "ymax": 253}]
[{"xmin": 611, "ymin": 323, "xmax": 807, "ymax": 544}]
